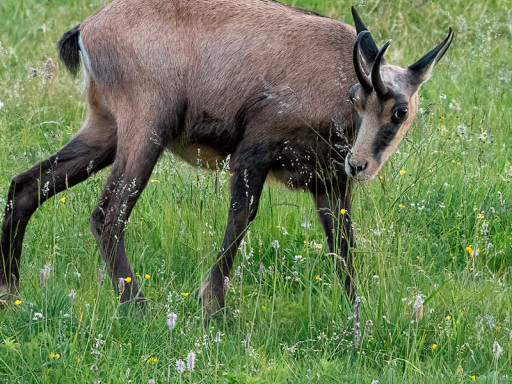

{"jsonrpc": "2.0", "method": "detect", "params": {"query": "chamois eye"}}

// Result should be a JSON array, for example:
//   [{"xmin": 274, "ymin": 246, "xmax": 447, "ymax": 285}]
[{"xmin": 392, "ymin": 107, "xmax": 408, "ymax": 123}]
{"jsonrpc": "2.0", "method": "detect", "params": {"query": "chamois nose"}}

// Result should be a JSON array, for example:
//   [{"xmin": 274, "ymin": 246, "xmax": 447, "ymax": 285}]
[{"xmin": 346, "ymin": 156, "xmax": 368, "ymax": 176}]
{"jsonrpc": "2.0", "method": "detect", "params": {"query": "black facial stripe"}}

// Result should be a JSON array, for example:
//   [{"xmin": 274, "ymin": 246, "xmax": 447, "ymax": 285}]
[{"xmin": 372, "ymin": 123, "xmax": 400, "ymax": 159}]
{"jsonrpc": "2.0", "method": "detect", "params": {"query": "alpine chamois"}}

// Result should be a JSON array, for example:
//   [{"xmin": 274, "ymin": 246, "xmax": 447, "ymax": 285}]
[{"xmin": 1, "ymin": 0, "xmax": 453, "ymax": 314}]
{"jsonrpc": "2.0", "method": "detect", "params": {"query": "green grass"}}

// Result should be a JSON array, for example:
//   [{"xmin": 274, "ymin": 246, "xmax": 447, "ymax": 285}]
[{"xmin": 1, "ymin": 0, "xmax": 511, "ymax": 382}]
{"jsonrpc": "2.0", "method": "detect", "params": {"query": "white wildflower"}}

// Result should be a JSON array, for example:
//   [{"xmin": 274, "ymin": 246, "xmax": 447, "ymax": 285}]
[
  {"xmin": 493, "ymin": 340, "xmax": 503, "ymax": 358},
  {"xmin": 214, "ymin": 331, "xmax": 222, "ymax": 343},
  {"xmin": 176, "ymin": 359, "xmax": 185, "ymax": 373},
  {"xmin": 32, "ymin": 312, "xmax": 43, "ymax": 321},
  {"xmin": 40, "ymin": 264, "xmax": 51, "ymax": 287},
  {"xmin": 457, "ymin": 123, "xmax": 467, "ymax": 134},
  {"xmin": 167, "ymin": 312, "xmax": 177, "ymax": 331},
  {"xmin": 187, "ymin": 351, "xmax": 196, "ymax": 371},
  {"xmin": 0, "ymin": 100, "xmax": 4, "ymax": 110},
  {"xmin": 68, "ymin": 289, "xmax": 76, "ymax": 299},
  {"xmin": 271, "ymin": 240, "xmax": 280, "ymax": 250},
  {"xmin": 413, "ymin": 294, "xmax": 424, "ymax": 321}
]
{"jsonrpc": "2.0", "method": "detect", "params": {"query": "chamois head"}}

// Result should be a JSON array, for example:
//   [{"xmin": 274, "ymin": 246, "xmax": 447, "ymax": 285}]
[{"xmin": 345, "ymin": 8, "xmax": 453, "ymax": 180}]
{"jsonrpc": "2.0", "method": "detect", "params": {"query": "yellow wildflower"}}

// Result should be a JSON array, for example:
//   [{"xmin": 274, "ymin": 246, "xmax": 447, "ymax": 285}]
[
  {"xmin": 316, "ymin": 244, "xmax": 322, "ymax": 250},
  {"xmin": 399, "ymin": 170, "xmax": 406, "ymax": 176},
  {"xmin": 50, "ymin": 352, "xmax": 60, "ymax": 359},
  {"xmin": 471, "ymin": 376, "xmax": 476, "ymax": 381},
  {"xmin": 150, "ymin": 179, "xmax": 160, "ymax": 183},
  {"xmin": 14, "ymin": 300, "xmax": 22, "ymax": 306},
  {"xmin": 181, "ymin": 292, "xmax": 189, "ymax": 297},
  {"xmin": 340, "ymin": 209, "xmax": 347, "ymax": 215},
  {"xmin": 124, "ymin": 277, "xmax": 132, "ymax": 283},
  {"xmin": 398, "ymin": 204, "xmax": 404, "ymax": 208},
  {"xmin": 451, "ymin": 160, "xmax": 456, "ymax": 164},
  {"xmin": 144, "ymin": 274, "xmax": 150, "ymax": 280},
  {"xmin": 261, "ymin": 305, "xmax": 266, "ymax": 311},
  {"xmin": 59, "ymin": 197, "xmax": 66, "ymax": 203},
  {"xmin": 304, "ymin": 241, "xmax": 310, "ymax": 247},
  {"xmin": 446, "ymin": 315, "xmax": 452, "ymax": 321},
  {"xmin": 477, "ymin": 214, "xmax": 484, "ymax": 219},
  {"xmin": 315, "ymin": 275, "xmax": 322, "ymax": 281},
  {"xmin": 147, "ymin": 357, "xmax": 158, "ymax": 364},
  {"xmin": 432, "ymin": 343, "xmax": 438, "ymax": 350}
]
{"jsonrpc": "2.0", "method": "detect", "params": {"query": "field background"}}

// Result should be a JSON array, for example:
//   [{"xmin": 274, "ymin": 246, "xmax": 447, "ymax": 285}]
[{"xmin": 1, "ymin": 0, "xmax": 511, "ymax": 383}]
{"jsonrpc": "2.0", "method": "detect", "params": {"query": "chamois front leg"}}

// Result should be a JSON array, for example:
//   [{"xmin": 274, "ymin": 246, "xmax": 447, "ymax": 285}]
[
  {"xmin": 312, "ymin": 180, "xmax": 356, "ymax": 302},
  {"xmin": 196, "ymin": 144, "xmax": 276, "ymax": 316}
]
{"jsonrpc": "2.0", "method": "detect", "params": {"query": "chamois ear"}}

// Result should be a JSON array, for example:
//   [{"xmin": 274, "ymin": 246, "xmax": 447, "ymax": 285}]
[
  {"xmin": 351, "ymin": 7, "xmax": 379, "ymax": 65},
  {"xmin": 408, "ymin": 28, "xmax": 454, "ymax": 86}
]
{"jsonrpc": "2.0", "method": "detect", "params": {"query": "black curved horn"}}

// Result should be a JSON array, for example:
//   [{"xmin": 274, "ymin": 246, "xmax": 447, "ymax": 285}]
[
  {"xmin": 371, "ymin": 40, "xmax": 391, "ymax": 96},
  {"xmin": 353, "ymin": 31, "xmax": 373, "ymax": 93},
  {"xmin": 351, "ymin": 7, "xmax": 379, "ymax": 63},
  {"xmin": 408, "ymin": 28, "xmax": 454, "ymax": 84}
]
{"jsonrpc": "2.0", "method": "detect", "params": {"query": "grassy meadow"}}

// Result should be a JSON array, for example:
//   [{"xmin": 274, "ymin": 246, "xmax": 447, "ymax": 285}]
[{"xmin": 1, "ymin": 0, "xmax": 511, "ymax": 382}]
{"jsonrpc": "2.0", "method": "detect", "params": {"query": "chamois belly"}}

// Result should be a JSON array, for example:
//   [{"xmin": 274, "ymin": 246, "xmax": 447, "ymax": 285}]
[{"xmin": 170, "ymin": 143, "xmax": 228, "ymax": 169}]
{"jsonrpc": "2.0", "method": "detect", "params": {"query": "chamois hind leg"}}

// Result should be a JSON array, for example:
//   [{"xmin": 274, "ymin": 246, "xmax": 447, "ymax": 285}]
[
  {"xmin": 0, "ymin": 104, "xmax": 117, "ymax": 303},
  {"xmin": 196, "ymin": 142, "xmax": 279, "ymax": 316},
  {"xmin": 89, "ymin": 107, "xmax": 169, "ymax": 304}
]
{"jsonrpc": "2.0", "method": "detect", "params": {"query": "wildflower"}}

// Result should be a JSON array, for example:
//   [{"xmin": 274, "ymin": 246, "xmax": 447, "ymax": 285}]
[
  {"xmin": 340, "ymin": 209, "xmax": 347, "ymax": 215},
  {"xmin": 118, "ymin": 278, "xmax": 125, "ymax": 294},
  {"xmin": 148, "ymin": 380, "xmax": 155, "ymax": 384},
  {"xmin": 371, "ymin": 380, "xmax": 379, "ymax": 384},
  {"xmin": 33, "ymin": 312, "xmax": 43, "ymax": 321},
  {"xmin": 316, "ymin": 244, "xmax": 322, "ymax": 250},
  {"xmin": 398, "ymin": 204, "xmax": 404, "ymax": 208},
  {"xmin": 49, "ymin": 352, "xmax": 60, "ymax": 359},
  {"xmin": 432, "ymin": 343, "xmax": 438, "ymax": 350},
  {"xmin": 451, "ymin": 160, "xmax": 456, "ymax": 164},
  {"xmin": 399, "ymin": 170, "xmax": 406, "ymax": 176},
  {"xmin": 181, "ymin": 292, "xmax": 189, "ymax": 297},
  {"xmin": 271, "ymin": 240, "xmax": 280, "ymax": 250},
  {"xmin": 14, "ymin": 300, "xmax": 22, "ymax": 306},
  {"xmin": 40, "ymin": 264, "xmax": 51, "ymax": 287},
  {"xmin": 262, "ymin": 305, "xmax": 266, "ymax": 311},
  {"xmin": 303, "ymin": 241, "xmax": 310, "ymax": 247},
  {"xmin": 0, "ymin": 100, "xmax": 4, "ymax": 110},
  {"xmin": 440, "ymin": 115, "xmax": 445, "ymax": 120},
  {"xmin": 413, "ymin": 294, "xmax": 424, "ymax": 321},
  {"xmin": 457, "ymin": 123, "xmax": 467, "ymax": 134},
  {"xmin": 187, "ymin": 351, "xmax": 195, "ymax": 371},
  {"xmin": 301, "ymin": 217, "xmax": 311, "ymax": 228},
  {"xmin": 466, "ymin": 245, "xmax": 479, "ymax": 257},
  {"xmin": 124, "ymin": 276, "xmax": 132, "ymax": 283},
  {"xmin": 68, "ymin": 289, "xmax": 76, "ymax": 299},
  {"xmin": 145, "ymin": 274, "xmax": 150, "ymax": 280},
  {"xmin": 493, "ymin": 340, "xmax": 503, "ymax": 358},
  {"xmin": 214, "ymin": 331, "xmax": 222, "ymax": 343},
  {"xmin": 59, "ymin": 196, "xmax": 66, "ymax": 203},
  {"xmin": 224, "ymin": 276, "xmax": 230, "ymax": 290},
  {"xmin": 150, "ymin": 179, "xmax": 160, "ymax": 183},
  {"xmin": 176, "ymin": 359, "xmax": 185, "ymax": 374},
  {"xmin": 471, "ymin": 376, "xmax": 476, "ymax": 381},
  {"xmin": 147, "ymin": 357, "xmax": 158, "ymax": 364},
  {"xmin": 44, "ymin": 58, "xmax": 55, "ymax": 71},
  {"xmin": 446, "ymin": 315, "xmax": 452, "ymax": 321},
  {"xmin": 167, "ymin": 312, "xmax": 177, "ymax": 331},
  {"xmin": 477, "ymin": 214, "xmax": 484, "ymax": 219},
  {"xmin": 91, "ymin": 364, "xmax": 98, "ymax": 372}
]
